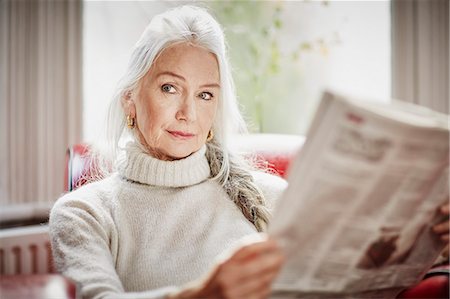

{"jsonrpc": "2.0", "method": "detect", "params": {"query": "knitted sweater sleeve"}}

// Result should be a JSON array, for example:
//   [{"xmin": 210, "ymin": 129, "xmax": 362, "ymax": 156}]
[{"xmin": 49, "ymin": 187, "xmax": 179, "ymax": 299}]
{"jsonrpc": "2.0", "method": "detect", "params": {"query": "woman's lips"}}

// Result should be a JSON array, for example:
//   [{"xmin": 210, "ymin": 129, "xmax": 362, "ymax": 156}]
[{"xmin": 167, "ymin": 130, "xmax": 195, "ymax": 139}]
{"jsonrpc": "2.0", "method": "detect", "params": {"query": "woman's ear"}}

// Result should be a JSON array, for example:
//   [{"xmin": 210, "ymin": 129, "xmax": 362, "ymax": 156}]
[{"xmin": 121, "ymin": 91, "xmax": 136, "ymax": 117}]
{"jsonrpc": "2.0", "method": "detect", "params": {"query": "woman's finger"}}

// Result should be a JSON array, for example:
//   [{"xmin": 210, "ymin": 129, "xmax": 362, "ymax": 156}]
[
  {"xmin": 232, "ymin": 269, "xmax": 279, "ymax": 298},
  {"xmin": 219, "ymin": 270, "xmax": 276, "ymax": 299},
  {"xmin": 212, "ymin": 244, "xmax": 284, "ymax": 298},
  {"xmin": 243, "ymin": 286, "xmax": 272, "ymax": 299},
  {"xmin": 230, "ymin": 238, "xmax": 280, "ymax": 262},
  {"xmin": 233, "ymin": 249, "xmax": 284, "ymax": 280},
  {"xmin": 433, "ymin": 220, "xmax": 450, "ymax": 234},
  {"xmin": 217, "ymin": 249, "xmax": 283, "ymax": 290},
  {"xmin": 441, "ymin": 245, "xmax": 449, "ymax": 258},
  {"xmin": 440, "ymin": 203, "xmax": 450, "ymax": 215}
]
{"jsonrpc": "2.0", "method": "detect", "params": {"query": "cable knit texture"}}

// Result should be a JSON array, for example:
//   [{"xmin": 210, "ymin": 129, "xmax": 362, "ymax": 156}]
[{"xmin": 49, "ymin": 142, "xmax": 287, "ymax": 299}]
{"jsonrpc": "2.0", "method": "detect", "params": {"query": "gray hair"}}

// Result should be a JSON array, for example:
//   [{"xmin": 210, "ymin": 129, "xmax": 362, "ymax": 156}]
[{"xmin": 100, "ymin": 5, "xmax": 270, "ymax": 231}]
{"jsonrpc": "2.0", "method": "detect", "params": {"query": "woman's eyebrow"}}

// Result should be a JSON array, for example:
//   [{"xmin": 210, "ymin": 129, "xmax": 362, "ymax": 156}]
[
  {"xmin": 200, "ymin": 83, "xmax": 220, "ymax": 89},
  {"xmin": 157, "ymin": 71, "xmax": 186, "ymax": 81},
  {"xmin": 157, "ymin": 71, "xmax": 220, "ymax": 88}
]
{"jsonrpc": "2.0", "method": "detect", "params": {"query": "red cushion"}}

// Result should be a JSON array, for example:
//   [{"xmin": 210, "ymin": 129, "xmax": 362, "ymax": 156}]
[
  {"xmin": 0, "ymin": 274, "xmax": 77, "ymax": 299},
  {"xmin": 397, "ymin": 264, "xmax": 449, "ymax": 298},
  {"xmin": 232, "ymin": 133, "xmax": 305, "ymax": 178},
  {"xmin": 398, "ymin": 276, "xmax": 449, "ymax": 298},
  {"xmin": 64, "ymin": 143, "xmax": 91, "ymax": 192}
]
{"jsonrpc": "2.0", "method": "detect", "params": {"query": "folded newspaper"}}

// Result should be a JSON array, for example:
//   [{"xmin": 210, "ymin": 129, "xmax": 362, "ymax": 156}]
[{"xmin": 269, "ymin": 91, "xmax": 449, "ymax": 298}]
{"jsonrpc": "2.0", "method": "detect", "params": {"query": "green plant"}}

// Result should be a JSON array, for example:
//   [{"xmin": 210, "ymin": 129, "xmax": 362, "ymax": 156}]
[{"xmin": 205, "ymin": 1, "xmax": 338, "ymax": 133}]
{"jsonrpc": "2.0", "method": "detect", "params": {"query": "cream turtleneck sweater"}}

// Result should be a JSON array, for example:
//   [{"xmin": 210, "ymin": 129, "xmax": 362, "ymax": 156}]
[{"xmin": 49, "ymin": 143, "xmax": 287, "ymax": 299}]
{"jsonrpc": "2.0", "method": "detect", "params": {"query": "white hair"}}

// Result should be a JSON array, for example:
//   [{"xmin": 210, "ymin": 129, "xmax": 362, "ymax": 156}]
[
  {"xmin": 106, "ymin": 6, "xmax": 246, "ymax": 175},
  {"xmin": 95, "ymin": 5, "xmax": 270, "ymax": 231}
]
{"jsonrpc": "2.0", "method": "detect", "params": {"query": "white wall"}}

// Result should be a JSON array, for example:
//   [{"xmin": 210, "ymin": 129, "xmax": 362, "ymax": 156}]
[
  {"xmin": 264, "ymin": 0, "xmax": 391, "ymax": 134},
  {"xmin": 83, "ymin": 1, "xmax": 175, "ymax": 143}
]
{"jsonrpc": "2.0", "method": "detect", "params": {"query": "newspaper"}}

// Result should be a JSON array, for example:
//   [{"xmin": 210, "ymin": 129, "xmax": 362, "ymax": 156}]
[{"xmin": 269, "ymin": 91, "xmax": 449, "ymax": 298}]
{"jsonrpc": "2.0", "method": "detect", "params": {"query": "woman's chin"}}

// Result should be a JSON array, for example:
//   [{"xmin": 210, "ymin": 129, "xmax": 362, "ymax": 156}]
[{"xmin": 164, "ymin": 146, "xmax": 200, "ymax": 160}]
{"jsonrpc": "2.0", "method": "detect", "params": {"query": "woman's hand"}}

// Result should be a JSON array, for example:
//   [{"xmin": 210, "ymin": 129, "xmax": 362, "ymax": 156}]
[
  {"xmin": 170, "ymin": 234, "xmax": 285, "ymax": 299},
  {"xmin": 433, "ymin": 202, "xmax": 450, "ymax": 242},
  {"xmin": 433, "ymin": 202, "xmax": 449, "ymax": 258}
]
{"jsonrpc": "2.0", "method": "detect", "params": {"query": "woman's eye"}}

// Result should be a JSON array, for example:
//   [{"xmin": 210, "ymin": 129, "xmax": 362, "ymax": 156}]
[
  {"xmin": 161, "ymin": 84, "xmax": 176, "ymax": 93},
  {"xmin": 199, "ymin": 92, "xmax": 213, "ymax": 101}
]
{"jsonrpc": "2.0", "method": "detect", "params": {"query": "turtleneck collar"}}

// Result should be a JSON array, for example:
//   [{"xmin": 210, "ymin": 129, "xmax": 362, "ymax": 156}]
[{"xmin": 118, "ymin": 142, "xmax": 211, "ymax": 187}]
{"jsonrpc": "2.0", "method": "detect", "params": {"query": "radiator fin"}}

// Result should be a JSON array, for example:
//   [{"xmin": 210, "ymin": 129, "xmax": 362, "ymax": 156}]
[{"xmin": 0, "ymin": 225, "xmax": 54, "ymax": 275}]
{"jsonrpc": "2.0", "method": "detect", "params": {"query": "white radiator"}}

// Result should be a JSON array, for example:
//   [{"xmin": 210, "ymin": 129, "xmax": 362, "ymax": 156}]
[{"xmin": 0, "ymin": 225, "xmax": 54, "ymax": 275}]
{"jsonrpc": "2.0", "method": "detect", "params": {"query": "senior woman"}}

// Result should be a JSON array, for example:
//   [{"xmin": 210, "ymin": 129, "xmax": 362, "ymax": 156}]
[
  {"xmin": 50, "ymin": 5, "xmax": 286, "ymax": 299},
  {"xmin": 50, "ymin": 5, "xmax": 450, "ymax": 299}
]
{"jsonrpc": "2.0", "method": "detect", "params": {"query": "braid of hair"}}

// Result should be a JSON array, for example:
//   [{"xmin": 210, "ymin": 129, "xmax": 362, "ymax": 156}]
[{"xmin": 206, "ymin": 140, "xmax": 271, "ymax": 232}]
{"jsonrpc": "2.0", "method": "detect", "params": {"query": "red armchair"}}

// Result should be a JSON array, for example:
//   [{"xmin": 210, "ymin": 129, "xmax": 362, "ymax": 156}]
[
  {"xmin": 64, "ymin": 133, "xmax": 305, "ymax": 192},
  {"xmin": 0, "ymin": 275, "xmax": 77, "ymax": 299},
  {"xmin": 64, "ymin": 143, "xmax": 92, "ymax": 192},
  {"xmin": 65, "ymin": 133, "xmax": 449, "ymax": 298},
  {"xmin": 397, "ymin": 263, "xmax": 449, "ymax": 298}
]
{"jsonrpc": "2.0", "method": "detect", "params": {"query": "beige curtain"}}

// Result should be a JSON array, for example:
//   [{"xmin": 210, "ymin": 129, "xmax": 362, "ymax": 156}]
[
  {"xmin": 391, "ymin": 0, "xmax": 449, "ymax": 114},
  {"xmin": 0, "ymin": 0, "xmax": 82, "ymax": 222}
]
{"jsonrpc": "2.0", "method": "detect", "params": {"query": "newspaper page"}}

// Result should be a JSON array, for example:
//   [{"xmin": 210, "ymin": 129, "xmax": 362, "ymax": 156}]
[{"xmin": 269, "ymin": 91, "xmax": 449, "ymax": 298}]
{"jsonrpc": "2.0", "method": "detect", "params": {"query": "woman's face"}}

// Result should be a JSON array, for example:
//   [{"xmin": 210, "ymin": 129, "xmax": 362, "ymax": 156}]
[{"xmin": 124, "ymin": 43, "xmax": 220, "ymax": 160}]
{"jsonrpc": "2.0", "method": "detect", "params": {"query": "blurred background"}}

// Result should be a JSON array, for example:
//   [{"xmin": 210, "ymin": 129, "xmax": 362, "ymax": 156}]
[{"xmin": 0, "ymin": 0, "xmax": 448, "ymax": 226}]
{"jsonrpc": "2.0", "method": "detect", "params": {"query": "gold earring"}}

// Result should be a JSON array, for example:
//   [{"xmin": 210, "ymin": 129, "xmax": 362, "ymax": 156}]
[
  {"xmin": 206, "ymin": 129, "xmax": 214, "ymax": 142},
  {"xmin": 127, "ymin": 115, "xmax": 135, "ymax": 129}
]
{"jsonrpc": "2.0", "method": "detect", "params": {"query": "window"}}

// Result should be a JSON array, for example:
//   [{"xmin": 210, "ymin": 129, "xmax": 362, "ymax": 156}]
[{"xmin": 83, "ymin": 1, "xmax": 391, "ymax": 141}]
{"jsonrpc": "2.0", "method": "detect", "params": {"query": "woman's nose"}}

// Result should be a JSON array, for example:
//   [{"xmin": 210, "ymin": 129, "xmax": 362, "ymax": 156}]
[{"xmin": 176, "ymin": 96, "xmax": 197, "ymax": 122}]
